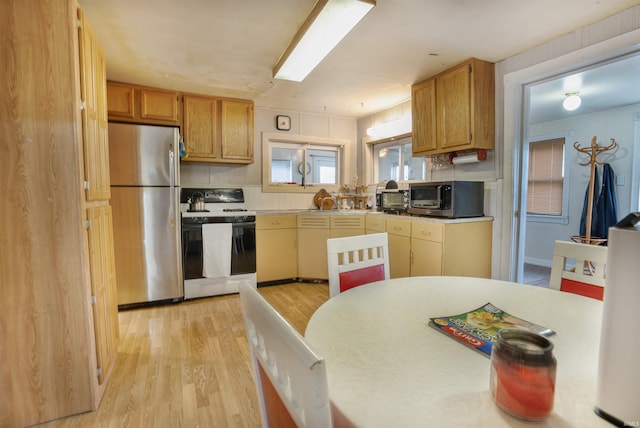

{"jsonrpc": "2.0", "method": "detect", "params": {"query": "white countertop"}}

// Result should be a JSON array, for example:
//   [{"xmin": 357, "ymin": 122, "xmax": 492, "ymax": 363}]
[
  {"xmin": 256, "ymin": 209, "xmax": 493, "ymax": 223},
  {"xmin": 304, "ymin": 276, "xmax": 607, "ymax": 428}
]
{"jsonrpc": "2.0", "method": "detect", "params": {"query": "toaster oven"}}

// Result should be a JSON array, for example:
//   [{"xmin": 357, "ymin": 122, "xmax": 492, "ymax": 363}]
[
  {"xmin": 376, "ymin": 189, "xmax": 409, "ymax": 213},
  {"xmin": 408, "ymin": 181, "xmax": 484, "ymax": 218}
]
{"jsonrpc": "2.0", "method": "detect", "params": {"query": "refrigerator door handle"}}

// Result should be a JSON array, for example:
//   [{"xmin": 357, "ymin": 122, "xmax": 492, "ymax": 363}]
[{"xmin": 169, "ymin": 149, "xmax": 176, "ymax": 229}]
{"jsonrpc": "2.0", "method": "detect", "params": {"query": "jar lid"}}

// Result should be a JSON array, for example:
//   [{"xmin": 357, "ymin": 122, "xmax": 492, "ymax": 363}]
[{"xmin": 495, "ymin": 328, "xmax": 555, "ymax": 366}]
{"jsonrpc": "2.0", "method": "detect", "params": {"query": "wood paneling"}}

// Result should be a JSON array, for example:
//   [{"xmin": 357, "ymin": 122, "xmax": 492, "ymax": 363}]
[{"xmin": 1, "ymin": 1, "xmax": 96, "ymax": 426}]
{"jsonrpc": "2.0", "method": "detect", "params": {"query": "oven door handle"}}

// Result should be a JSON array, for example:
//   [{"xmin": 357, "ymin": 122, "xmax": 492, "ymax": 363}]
[{"xmin": 232, "ymin": 222, "xmax": 256, "ymax": 227}]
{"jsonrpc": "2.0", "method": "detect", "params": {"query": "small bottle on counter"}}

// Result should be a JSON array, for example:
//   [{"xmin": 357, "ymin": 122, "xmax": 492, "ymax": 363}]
[{"xmin": 490, "ymin": 329, "xmax": 556, "ymax": 421}]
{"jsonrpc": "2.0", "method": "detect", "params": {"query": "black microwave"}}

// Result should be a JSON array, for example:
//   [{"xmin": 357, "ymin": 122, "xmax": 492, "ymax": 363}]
[
  {"xmin": 408, "ymin": 181, "xmax": 484, "ymax": 218},
  {"xmin": 376, "ymin": 189, "xmax": 409, "ymax": 213}
]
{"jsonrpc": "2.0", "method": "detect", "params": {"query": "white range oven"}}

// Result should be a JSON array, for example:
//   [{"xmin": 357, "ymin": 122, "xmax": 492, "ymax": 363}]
[{"xmin": 180, "ymin": 188, "xmax": 256, "ymax": 299}]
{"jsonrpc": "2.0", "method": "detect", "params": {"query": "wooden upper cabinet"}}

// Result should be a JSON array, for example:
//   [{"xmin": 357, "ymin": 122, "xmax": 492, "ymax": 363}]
[
  {"xmin": 411, "ymin": 78, "xmax": 437, "ymax": 153},
  {"xmin": 105, "ymin": 80, "xmax": 255, "ymax": 164},
  {"xmin": 412, "ymin": 58, "xmax": 494, "ymax": 156},
  {"xmin": 220, "ymin": 99, "xmax": 254, "ymax": 162},
  {"xmin": 78, "ymin": 9, "xmax": 110, "ymax": 201},
  {"xmin": 183, "ymin": 94, "xmax": 218, "ymax": 161},
  {"xmin": 437, "ymin": 64, "xmax": 472, "ymax": 150},
  {"xmin": 106, "ymin": 81, "xmax": 180, "ymax": 125},
  {"xmin": 106, "ymin": 82, "xmax": 134, "ymax": 118},
  {"xmin": 78, "ymin": 6, "xmax": 118, "ymax": 390},
  {"xmin": 183, "ymin": 95, "xmax": 254, "ymax": 164},
  {"xmin": 140, "ymin": 88, "xmax": 179, "ymax": 122}
]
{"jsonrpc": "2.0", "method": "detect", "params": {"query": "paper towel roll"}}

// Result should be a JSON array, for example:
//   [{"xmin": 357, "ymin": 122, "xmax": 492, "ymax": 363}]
[{"xmin": 452, "ymin": 154, "xmax": 480, "ymax": 165}]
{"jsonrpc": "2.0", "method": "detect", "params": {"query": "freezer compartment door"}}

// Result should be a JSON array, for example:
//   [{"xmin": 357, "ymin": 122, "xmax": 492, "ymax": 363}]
[
  {"xmin": 109, "ymin": 123, "xmax": 179, "ymax": 187},
  {"xmin": 111, "ymin": 187, "xmax": 183, "ymax": 305}
]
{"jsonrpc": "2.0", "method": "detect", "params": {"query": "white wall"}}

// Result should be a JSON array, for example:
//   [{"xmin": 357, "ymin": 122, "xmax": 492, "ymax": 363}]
[
  {"xmin": 180, "ymin": 107, "xmax": 357, "ymax": 210},
  {"xmin": 524, "ymin": 103, "xmax": 639, "ymax": 266}
]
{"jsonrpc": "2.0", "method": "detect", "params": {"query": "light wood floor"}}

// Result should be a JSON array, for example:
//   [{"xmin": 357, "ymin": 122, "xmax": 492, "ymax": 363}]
[{"xmin": 39, "ymin": 282, "xmax": 329, "ymax": 428}]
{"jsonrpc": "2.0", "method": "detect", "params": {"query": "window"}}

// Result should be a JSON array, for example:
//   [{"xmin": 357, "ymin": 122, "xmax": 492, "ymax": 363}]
[
  {"xmin": 262, "ymin": 133, "xmax": 347, "ymax": 193},
  {"xmin": 526, "ymin": 135, "xmax": 569, "ymax": 221},
  {"xmin": 270, "ymin": 144, "xmax": 339, "ymax": 185},
  {"xmin": 373, "ymin": 137, "xmax": 425, "ymax": 183}
]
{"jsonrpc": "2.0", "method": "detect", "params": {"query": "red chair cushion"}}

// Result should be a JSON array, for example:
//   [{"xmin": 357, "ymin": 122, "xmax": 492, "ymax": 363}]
[
  {"xmin": 339, "ymin": 264, "xmax": 385, "ymax": 293},
  {"xmin": 560, "ymin": 278, "xmax": 604, "ymax": 300},
  {"xmin": 258, "ymin": 362, "xmax": 297, "ymax": 427}
]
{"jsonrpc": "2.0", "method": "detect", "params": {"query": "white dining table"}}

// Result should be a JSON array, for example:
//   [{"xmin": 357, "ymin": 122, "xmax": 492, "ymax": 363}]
[{"xmin": 304, "ymin": 276, "xmax": 609, "ymax": 428}]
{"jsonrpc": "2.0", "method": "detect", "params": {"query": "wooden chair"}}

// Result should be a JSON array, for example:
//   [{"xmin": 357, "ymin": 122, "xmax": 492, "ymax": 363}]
[
  {"xmin": 327, "ymin": 232, "xmax": 390, "ymax": 298},
  {"xmin": 238, "ymin": 281, "xmax": 333, "ymax": 427},
  {"xmin": 549, "ymin": 240, "xmax": 607, "ymax": 300}
]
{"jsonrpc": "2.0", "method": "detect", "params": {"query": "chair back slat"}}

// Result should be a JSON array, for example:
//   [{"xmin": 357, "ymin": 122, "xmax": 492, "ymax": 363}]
[
  {"xmin": 549, "ymin": 240, "xmax": 607, "ymax": 300},
  {"xmin": 327, "ymin": 233, "xmax": 390, "ymax": 298},
  {"xmin": 239, "ymin": 282, "xmax": 333, "ymax": 427}
]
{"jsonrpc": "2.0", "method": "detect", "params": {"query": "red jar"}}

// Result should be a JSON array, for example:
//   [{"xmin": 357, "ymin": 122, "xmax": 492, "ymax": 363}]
[{"xmin": 490, "ymin": 329, "xmax": 556, "ymax": 420}]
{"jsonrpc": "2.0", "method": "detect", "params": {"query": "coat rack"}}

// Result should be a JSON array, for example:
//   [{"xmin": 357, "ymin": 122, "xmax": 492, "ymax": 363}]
[{"xmin": 573, "ymin": 136, "xmax": 617, "ymax": 245}]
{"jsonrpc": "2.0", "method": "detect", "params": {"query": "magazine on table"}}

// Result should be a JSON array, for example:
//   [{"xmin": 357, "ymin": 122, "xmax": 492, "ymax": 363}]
[{"xmin": 429, "ymin": 302, "xmax": 555, "ymax": 357}]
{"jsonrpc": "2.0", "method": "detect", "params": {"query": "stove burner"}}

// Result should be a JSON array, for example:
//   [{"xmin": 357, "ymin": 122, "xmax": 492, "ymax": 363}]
[{"xmin": 223, "ymin": 208, "xmax": 248, "ymax": 212}]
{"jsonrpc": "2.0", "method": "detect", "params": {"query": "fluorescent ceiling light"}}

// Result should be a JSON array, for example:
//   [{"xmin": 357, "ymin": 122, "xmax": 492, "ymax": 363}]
[
  {"xmin": 274, "ymin": 0, "xmax": 375, "ymax": 82},
  {"xmin": 563, "ymin": 92, "xmax": 581, "ymax": 111}
]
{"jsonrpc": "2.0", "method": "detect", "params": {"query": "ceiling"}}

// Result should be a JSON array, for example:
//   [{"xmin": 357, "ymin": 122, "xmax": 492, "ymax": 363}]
[
  {"xmin": 79, "ymin": 0, "xmax": 640, "ymax": 120},
  {"xmin": 528, "ymin": 53, "xmax": 640, "ymax": 124}
]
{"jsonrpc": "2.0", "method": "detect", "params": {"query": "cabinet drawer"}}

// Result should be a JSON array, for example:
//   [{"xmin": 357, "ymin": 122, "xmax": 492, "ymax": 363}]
[
  {"xmin": 365, "ymin": 215, "xmax": 386, "ymax": 232},
  {"xmin": 386, "ymin": 217, "xmax": 411, "ymax": 237},
  {"xmin": 331, "ymin": 215, "xmax": 365, "ymax": 229},
  {"xmin": 411, "ymin": 221, "xmax": 443, "ymax": 243},
  {"xmin": 298, "ymin": 215, "xmax": 330, "ymax": 229},
  {"xmin": 257, "ymin": 215, "xmax": 297, "ymax": 230}
]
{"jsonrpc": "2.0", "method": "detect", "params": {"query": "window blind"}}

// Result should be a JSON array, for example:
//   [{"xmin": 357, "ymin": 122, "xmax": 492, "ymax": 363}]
[{"xmin": 527, "ymin": 138, "xmax": 564, "ymax": 215}]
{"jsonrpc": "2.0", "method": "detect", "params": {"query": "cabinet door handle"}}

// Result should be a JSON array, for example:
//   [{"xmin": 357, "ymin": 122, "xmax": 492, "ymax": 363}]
[
  {"xmin": 272, "ymin": 220, "xmax": 282, "ymax": 225},
  {"xmin": 394, "ymin": 226, "xmax": 402, "ymax": 231},
  {"xmin": 421, "ymin": 231, "xmax": 431, "ymax": 236}
]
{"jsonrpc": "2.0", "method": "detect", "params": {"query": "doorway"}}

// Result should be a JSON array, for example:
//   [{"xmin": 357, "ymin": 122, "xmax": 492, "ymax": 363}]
[{"xmin": 514, "ymin": 52, "xmax": 640, "ymax": 284}]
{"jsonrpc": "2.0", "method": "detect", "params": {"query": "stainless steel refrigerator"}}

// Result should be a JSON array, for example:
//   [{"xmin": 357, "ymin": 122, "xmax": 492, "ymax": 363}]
[{"xmin": 109, "ymin": 123, "xmax": 183, "ymax": 306}]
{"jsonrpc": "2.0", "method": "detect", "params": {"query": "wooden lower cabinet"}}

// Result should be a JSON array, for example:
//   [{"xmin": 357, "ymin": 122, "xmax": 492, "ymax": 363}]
[
  {"xmin": 410, "ymin": 234, "xmax": 443, "ymax": 276},
  {"xmin": 297, "ymin": 215, "xmax": 331, "ymax": 280},
  {"xmin": 410, "ymin": 220, "xmax": 492, "ymax": 278},
  {"xmin": 365, "ymin": 215, "xmax": 386, "ymax": 233},
  {"xmin": 256, "ymin": 215, "xmax": 297, "ymax": 282},
  {"xmin": 86, "ymin": 204, "xmax": 119, "ymax": 385},
  {"xmin": 440, "ymin": 221, "xmax": 492, "ymax": 277},
  {"xmin": 263, "ymin": 213, "xmax": 491, "ymax": 283},
  {"xmin": 330, "ymin": 215, "xmax": 365, "ymax": 238},
  {"xmin": 296, "ymin": 215, "xmax": 365, "ymax": 280},
  {"xmin": 386, "ymin": 217, "xmax": 412, "ymax": 278}
]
